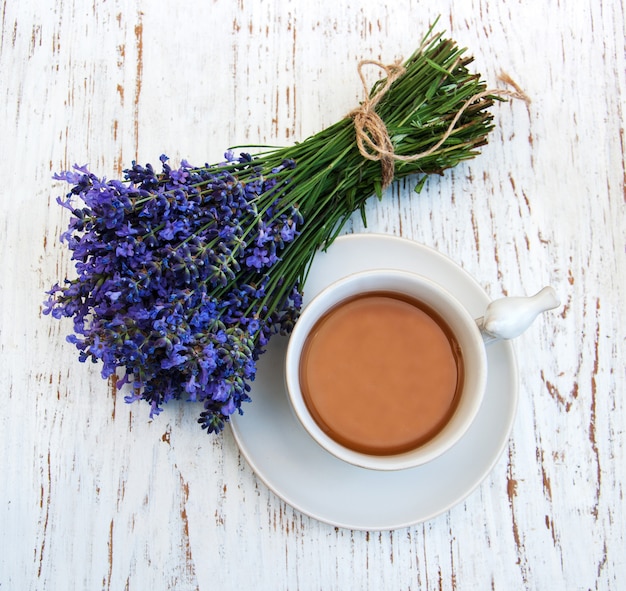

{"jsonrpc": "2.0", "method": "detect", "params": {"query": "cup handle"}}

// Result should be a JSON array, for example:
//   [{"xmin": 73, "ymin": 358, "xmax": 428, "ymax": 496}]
[{"xmin": 475, "ymin": 286, "xmax": 560, "ymax": 345}]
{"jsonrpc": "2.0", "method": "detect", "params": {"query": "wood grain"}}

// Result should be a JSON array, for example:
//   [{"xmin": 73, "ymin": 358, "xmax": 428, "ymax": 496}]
[{"xmin": 1, "ymin": 0, "xmax": 624, "ymax": 589}]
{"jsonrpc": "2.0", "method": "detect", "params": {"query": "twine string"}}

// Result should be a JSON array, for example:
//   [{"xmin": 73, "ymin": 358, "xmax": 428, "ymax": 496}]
[
  {"xmin": 348, "ymin": 60, "xmax": 407, "ymax": 189},
  {"xmin": 349, "ymin": 59, "xmax": 530, "ymax": 189}
]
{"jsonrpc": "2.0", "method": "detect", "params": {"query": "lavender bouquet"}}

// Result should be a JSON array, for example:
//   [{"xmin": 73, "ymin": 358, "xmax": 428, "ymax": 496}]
[{"xmin": 45, "ymin": 27, "xmax": 520, "ymax": 433}]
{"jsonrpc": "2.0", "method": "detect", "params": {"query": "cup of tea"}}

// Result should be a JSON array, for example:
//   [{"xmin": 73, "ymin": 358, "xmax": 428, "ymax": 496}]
[{"xmin": 285, "ymin": 269, "xmax": 559, "ymax": 471}]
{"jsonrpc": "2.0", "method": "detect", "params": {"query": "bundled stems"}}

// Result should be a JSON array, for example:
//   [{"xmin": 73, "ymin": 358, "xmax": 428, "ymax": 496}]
[{"xmin": 224, "ymin": 34, "xmax": 497, "ymax": 323}]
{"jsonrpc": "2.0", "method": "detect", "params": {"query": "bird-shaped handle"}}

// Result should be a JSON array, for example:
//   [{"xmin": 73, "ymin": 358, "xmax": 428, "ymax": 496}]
[{"xmin": 476, "ymin": 286, "xmax": 560, "ymax": 345}]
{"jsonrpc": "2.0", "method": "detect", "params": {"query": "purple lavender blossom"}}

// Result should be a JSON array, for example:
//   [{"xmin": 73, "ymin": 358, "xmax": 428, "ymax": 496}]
[
  {"xmin": 45, "ymin": 154, "xmax": 303, "ymax": 433},
  {"xmin": 246, "ymin": 247, "xmax": 270, "ymax": 269}
]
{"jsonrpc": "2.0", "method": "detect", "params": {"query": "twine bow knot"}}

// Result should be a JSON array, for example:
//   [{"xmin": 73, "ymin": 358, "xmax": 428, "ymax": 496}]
[{"xmin": 349, "ymin": 60, "xmax": 407, "ymax": 189}]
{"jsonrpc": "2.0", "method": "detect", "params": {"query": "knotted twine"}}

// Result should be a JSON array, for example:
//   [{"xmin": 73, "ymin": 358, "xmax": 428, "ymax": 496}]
[{"xmin": 349, "ymin": 60, "xmax": 530, "ymax": 189}]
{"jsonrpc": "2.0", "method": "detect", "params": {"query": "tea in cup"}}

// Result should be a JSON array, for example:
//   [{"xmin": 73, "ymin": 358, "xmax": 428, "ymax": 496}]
[{"xmin": 285, "ymin": 269, "xmax": 558, "ymax": 471}]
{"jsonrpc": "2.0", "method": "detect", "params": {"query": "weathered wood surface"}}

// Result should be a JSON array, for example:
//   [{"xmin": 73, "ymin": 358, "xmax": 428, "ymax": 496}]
[{"xmin": 1, "ymin": 1, "xmax": 624, "ymax": 589}]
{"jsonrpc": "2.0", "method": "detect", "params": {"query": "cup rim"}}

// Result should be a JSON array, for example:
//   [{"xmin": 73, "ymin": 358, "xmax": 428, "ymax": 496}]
[{"xmin": 285, "ymin": 269, "xmax": 488, "ymax": 471}]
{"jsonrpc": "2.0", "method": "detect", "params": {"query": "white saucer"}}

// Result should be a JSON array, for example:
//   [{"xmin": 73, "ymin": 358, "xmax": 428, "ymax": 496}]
[{"xmin": 231, "ymin": 234, "xmax": 518, "ymax": 531}]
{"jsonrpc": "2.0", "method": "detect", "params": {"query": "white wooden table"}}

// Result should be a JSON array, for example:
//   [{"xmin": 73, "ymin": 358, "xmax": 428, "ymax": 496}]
[{"xmin": 2, "ymin": 1, "xmax": 624, "ymax": 589}]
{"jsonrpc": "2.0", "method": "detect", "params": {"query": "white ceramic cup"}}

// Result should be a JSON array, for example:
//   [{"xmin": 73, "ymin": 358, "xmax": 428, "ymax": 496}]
[{"xmin": 285, "ymin": 269, "xmax": 489, "ymax": 471}]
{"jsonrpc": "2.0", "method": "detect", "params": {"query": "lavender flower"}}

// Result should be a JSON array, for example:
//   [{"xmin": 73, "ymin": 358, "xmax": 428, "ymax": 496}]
[
  {"xmin": 45, "ymin": 153, "xmax": 303, "ymax": 432},
  {"xmin": 45, "ymin": 27, "xmax": 506, "ymax": 434}
]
